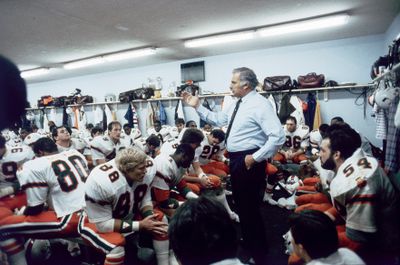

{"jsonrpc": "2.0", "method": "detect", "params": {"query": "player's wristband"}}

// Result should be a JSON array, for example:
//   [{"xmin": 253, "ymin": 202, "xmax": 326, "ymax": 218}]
[{"xmin": 120, "ymin": 219, "xmax": 133, "ymax": 233}]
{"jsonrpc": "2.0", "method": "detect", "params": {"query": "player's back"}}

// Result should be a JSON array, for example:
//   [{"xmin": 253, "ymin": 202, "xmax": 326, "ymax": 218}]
[
  {"xmin": 19, "ymin": 149, "xmax": 89, "ymax": 217},
  {"xmin": 1, "ymin": 145, "xmax": 35, "ymax": 185}
]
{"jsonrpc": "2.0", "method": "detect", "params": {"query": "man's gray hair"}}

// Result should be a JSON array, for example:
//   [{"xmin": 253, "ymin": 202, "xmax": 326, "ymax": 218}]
[{"xmin": 232, "ymin": 67, "xmax": 258, "ymax": 90}]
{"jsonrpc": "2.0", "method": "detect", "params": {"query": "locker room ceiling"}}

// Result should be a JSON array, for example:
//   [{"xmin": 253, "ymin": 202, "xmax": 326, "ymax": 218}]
[{"xmin": 1, "ymin": 0, "xmax": 399, "ymax": 84}]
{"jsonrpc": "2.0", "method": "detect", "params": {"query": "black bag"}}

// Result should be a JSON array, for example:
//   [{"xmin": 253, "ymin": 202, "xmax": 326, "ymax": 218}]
[
  {"xmin": 263, "ymin": 76, "xmax": 292, "ymax": 91},
  {"xmin": 176, "ymin": 83, "xmax": 200, "ymax": 97},
  {"xmin": 119, "ymin": 87, "xmax": 155, "ymax": 102}
]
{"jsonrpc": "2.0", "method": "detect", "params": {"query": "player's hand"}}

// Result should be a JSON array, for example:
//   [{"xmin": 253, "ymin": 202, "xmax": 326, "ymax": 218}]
[
  {"xmin": 200, "ymin": 175, "xmax": 212, "ymax": 188},
  {"xmin": 139, "ymin": 214, "xmax": 168, "ymax": 235},
  {"xmin": 244, "ymin": 155, "xmax": 255, "ymax": 170},
  {"xmin": 182, "ymin": 91, "xmax": 200, "ymax": 108}
]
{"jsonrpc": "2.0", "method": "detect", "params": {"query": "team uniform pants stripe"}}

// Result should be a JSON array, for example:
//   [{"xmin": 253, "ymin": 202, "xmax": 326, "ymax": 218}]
[
  {"xmin": 77, "ymin": 214, "xmax": 125, "ymax": 254},
  {"xmin": 0, "ymin": 211, "xmax": 79, "ymax": 240}
]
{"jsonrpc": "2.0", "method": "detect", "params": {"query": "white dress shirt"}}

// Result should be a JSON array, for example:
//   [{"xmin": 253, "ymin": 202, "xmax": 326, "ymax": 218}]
[{"xmin": 197, "ymin": 90, "xmax": 285, "ymax": 162}]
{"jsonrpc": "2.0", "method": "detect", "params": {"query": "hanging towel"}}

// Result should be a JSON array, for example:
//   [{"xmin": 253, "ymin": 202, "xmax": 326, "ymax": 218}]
[
  {"xmin": 78, "ymin": 106, "xmax": 87, "ymax": 131},
  {"xmin": 104, "ymin": 104, "xmax": 113, "ymax": 125},
  {"xmin": 313, "ymin": 100, "xmax": 322, "ymax": 129},
  {"xmin": 289, "ymin": 95, "xmax": 305, "ymax": 125},
  {"xmin": 158, "ymin": 101, "xmax": 167, "ymax": 125},
  {"xmin": 94, "ymin": 105, "xmax": 104, "ymax": 126},
  {"xmin": 174, "ymin": 99, "xmax": 185, "ymax": 121},
  {"xmin": 43, "ymin": 110, "xmax": 49, "ymax": 133},
  {"xmin": 146, "ymin": 102, "xmax": 155, "ymax": 130}
]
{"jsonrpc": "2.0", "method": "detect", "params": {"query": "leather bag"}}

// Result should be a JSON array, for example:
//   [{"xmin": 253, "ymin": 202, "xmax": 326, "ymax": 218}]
[
  {"xmin": 263, "ymin": 76, "xmax": 292, "ymax": 91},
  {"xmin": 119, "ymin": 87, "xmax": 155, "ymax": 103},
  {"xmin": 297, "ymin": 73, "xmax": 325, "ymax": 88}
]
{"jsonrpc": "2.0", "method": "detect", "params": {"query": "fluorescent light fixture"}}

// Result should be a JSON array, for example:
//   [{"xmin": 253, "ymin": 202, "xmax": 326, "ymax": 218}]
[
  {"xmin": 104, "ymin": 47, "xmax": 156, "ymax": 62},
  {"xmin": 20, "ymin": 68, "xmax": 50, "ymax": 78},
  {"xmin": 63, "ymin": 57, "xmax": 105, "ymax": 70},
  {"xmin": 258, "ymin": 13, "xmax": 349, "ymax": 37},
  {"xmin": 185, "ymin": 31, "xmax": 255, "ymax": 48}
]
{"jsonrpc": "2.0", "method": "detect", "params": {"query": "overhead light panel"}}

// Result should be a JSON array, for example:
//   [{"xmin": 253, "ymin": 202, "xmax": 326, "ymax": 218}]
[
  {"xmin": 258, "ymin": 13, "xmax": 349, "ymax": 37},
  {"xmin": 104, "ymin": 47, "xmax": 156, "ymax": 62},
  {"xmin": 185, "ymin": 31, "xmax": 255, "ymax": 48},
  {"xmin": 20, "ymin": 68, "xmax": 50, "ymax": 78},
  {"xmin": 64, "ymin": 47, "xmax": 157, "ymax": 70},
  {"xmin": 63, "ymin": 57, "xmax": 105, "ymax": 70}
]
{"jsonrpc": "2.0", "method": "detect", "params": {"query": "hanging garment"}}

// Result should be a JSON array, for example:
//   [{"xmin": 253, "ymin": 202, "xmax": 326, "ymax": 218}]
[
  {"xmin": 267, "ymin": 94, "xmax": 278, "ymax": 114},
  {"xmin": 78, "ymin": 106, "xmax": 87, "ymax": 131},
  {"xmin": 158, "ymin": 101, "xmax": 167, "ymax": 125},
  {"xmin": 394, "ymin": 100, "xmax": 400, "ymax": 128},
  {"xmin": 385, "ymin": 95, "xmax": 400, "ymax": 173},
  {"xmin": 147, "ymin": 101, "xmax": 155, "ymax": 130},
  {"xmin": 313, "ymin": 100, "xmax": 322, "ymax": 129},
  {"xmin": 104, "ymin": 104, "xmax": 113, "ymax": 125},
  {"xmin": 289, "ymin": 95, "xmax": 305, "ymax": 125},
  {"xmin": 374, "ymin": 104, "xmax": 387, "ymax": 140},
  {"xmin": 124, "ymin": 103, "xmax": 134, "ymax": 128},
  {"xmin": 152, "ymin": 102, "xmax": 160, "ymax": 122},
  {"xmin": 278, "ymin": 93, "xmax": 296, "ymax": 124},
  {"xmin": 174, "ymin": 99, "xmax": 185, "ymax": 121},
  {"xmin": 43, "ymin": 110, "xmax": 49, "ymax": 133},
  {"xmin": 102, "ymin": 106, "xmax": 107, "ymax": 131},
  {"xmin": 62, "ymin": 106, "xmax": 68, "ymax": 127},
  {"xmin": 200, "ymin": 98, "xmax": 213, "ymax": 128},
  {"xmin": 72, "ymin": 106, "xmax": 80, "ymax": 129},
  {"xmin": 304, "ymin": 93, "xmax": 317, "ymax": 129},
  {"xmin": 131, "ymin": 104, "xmax": 139, "ymax": 128},
  {"xmin": 48, "ymin": 108, "xmax": 57, "ymax": 125},
  {"xmin": 94, "ymin": 105, "xmax": 104, "ymax": 127}
]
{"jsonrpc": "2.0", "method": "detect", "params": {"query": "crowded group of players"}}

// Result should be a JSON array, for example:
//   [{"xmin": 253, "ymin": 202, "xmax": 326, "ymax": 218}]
[{"xmin": 0, "ymin": 112, "xmax": 398, "ymax": 265}]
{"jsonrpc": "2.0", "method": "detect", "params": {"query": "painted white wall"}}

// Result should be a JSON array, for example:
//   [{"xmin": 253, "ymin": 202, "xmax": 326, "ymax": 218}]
[
  {"xmin": 27, "ymin": 34, "xmax": 384, "ymax": 145},
  {"xmin": 384, "ymin": 12, "xmax": 400, "ymax": 50}
]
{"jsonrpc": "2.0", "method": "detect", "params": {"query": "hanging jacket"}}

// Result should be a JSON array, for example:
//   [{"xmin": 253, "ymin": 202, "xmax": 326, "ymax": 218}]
[{"xmin": 158, "ymin": 101, "xmax": 167, "ymax": 125}]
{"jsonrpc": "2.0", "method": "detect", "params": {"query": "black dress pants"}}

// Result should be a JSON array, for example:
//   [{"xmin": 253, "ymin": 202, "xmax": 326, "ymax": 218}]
[{"xmin": 229, "ymin": 149, "xmax": 268, "ymax": 265}]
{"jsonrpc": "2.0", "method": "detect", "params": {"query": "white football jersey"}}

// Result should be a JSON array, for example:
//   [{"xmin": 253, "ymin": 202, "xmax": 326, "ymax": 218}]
[
  {"xmin": 119, "ymin": 134, "xmax": 133, "ymax": 147},
  {"xmin": 57, "ymin": 138, "xmax": 87, "ymax": 153},
  {"xmin": 198, "ymin": 136, "xmax": 226, "ymax": 165},
  {"xmin": 330, "ymin": 148, "xmax": 398, "ymax": 234},
  {"xmin": 90, "ymin": 135, "xmax": 129, "ymax": 162},
  {"xmin": 282, "ymin": 124, "xmax": 310, "ymax": 151},
  {"xmin": 84, "ymin": 158, "xmax": 154, "ymax": 223},
  {"xmin": 17, "ymin": 150, "xmax": 89, "ymax": 218},
  {"xmin": 147, "ymin": 126, "xmax": 173, "ymax": 143},
  {"xmin": 160, "ymin": 138, "xmax": 202, "ymax": 163},
  {"xmin": 1, "ymin": 145, "xmax": 35, "ymax": 188},
  {"xmin": 152, "ymin": 153, "xmax": 187, "ymax": 190}
]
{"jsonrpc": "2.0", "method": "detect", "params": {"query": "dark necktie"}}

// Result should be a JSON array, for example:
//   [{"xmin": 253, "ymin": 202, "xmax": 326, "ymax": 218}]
[{"xmin": 225, "ymin": 98, "xmax": 242, "ymax": 143}]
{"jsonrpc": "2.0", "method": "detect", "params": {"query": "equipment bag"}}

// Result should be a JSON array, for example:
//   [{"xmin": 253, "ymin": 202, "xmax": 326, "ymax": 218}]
[
  {"xmin": 297, "ymin": 72, "xmax": 325, "ymax": 88},
  {"xmin": 119, "ymin": 87, "xmax": 155, "ymax": 103},
  {"xmin": 263, "ymin": 76, "xmax": 292, "ymax": 91}
]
